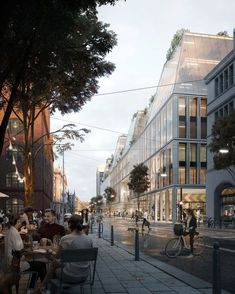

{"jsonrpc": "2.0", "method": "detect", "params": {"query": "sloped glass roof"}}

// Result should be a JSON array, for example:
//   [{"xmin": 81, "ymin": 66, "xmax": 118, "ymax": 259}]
[{"xmin": 148, "ymin": 32, "xmax": 233, "ymax": 123}]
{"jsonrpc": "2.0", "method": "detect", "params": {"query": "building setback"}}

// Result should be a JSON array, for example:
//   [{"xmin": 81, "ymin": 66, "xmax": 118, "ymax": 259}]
[
  {"xmin": 101, "ymin": 31, "xmax": 233, "ymax": 222},
  {"xmin": 205, "ymin": 30, "xmax": 235, "ymax": 224}
]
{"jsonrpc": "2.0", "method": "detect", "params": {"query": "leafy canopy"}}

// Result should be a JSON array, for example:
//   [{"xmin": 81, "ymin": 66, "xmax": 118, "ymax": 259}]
[
  {"xmin": 104, "ymin": 186, "xmax": 116, "ymax": 203},
  {"xmin": 209, "ymin": 109, "xmax": 235, "ymax": 178},
  {"xmin": 128, "ymin": 163, "xmax": 150, "ymax": 195},
  {"xmin": 0, "ymin": 0, "xmax": 121, "ymax": 155}
]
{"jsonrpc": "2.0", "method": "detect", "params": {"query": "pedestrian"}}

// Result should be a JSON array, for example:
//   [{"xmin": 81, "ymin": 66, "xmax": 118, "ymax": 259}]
[
  {"xmin": 184, "ymin": 208, "xmax": 197, "ymax": 257},
  {"xmin": 142, "ymin": 210, "xmax": 149, "ymax": 231}
]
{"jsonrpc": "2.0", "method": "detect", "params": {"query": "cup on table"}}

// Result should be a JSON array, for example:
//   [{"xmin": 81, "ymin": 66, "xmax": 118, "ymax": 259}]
[
  {"xmin": 41, "ymin": 238, "xmax": 48, "ymax": 246},
  {"xmin": 32, "ymin": 240, "xmax": 39, "ymax": 249}
]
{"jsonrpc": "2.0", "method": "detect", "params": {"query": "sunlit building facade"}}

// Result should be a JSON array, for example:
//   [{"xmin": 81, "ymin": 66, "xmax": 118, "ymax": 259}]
[{"xmin": 106, "ymin": 32, "xmax": 233, "ymax": 222}]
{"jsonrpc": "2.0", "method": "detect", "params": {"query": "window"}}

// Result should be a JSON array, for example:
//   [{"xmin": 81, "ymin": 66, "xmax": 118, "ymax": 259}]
[
  {"xmin": 6, "ymin": 145, "xmax": 23, "ymax": 162},
  {"xmin": 229, "ymin": 101, "xmax": 234, "ymax": 114},
  {"xmin": 179, "ymin": 96, "xmax": 186, "ymax": 138},
  {"xmin": 201, "ymin": 117, "xmax": 207, "ymax": 139},
  {"xmin": 179, "ymin": 118, "xmax": 186, "ymax": 138},
  {"xmin": 229, "ymin": 64, "xmax": 233, "ymax": 86},
  {"xmin": 190, "ymin": 143, "xmax": 197, "ymax": 163},
  {"xmin": 189, "ymin": 167, "xmax": 197, "ymax": 184},
  {"xmin": 189, "ymin": 98, "xmax": 197, "ymax": 117},
  {"xmin": 219, "ymin": 74, "xmax": 223, "ymax": 94},
  {"xmin": 200, "ymin": 167, "xmax": 206, "ymax": 184},
  {"xmin": 8, "ymin": 118, "xmax": 23, "ymax": 135},
  {"xmin": 224, "ymin": 105, "xmax": 228, "ymax": 117},
  {"xmin": 179, "ymin": 167, "xmax": 186, "ymax": 184},
  {"xmin": 200, "ymin": 145, "xmax": 207, "ymax": 163},
  {"xmin": 178, "ymin": 97, "xmax": 186, "ymax": 116},
  {"xmin": 190, "ymin": 117, "xmax": 197, "ymax": 138},
  {"xmin": 179, "ymin": 143, "xmax": 186, "ymax": 165},
  {"xmin": 6, "ymin": 172, "xmax": 24, "ymax": 188},
  {"xmin": 200, "ymin": 98, "xmax": 207, "ymax": 117},
  {"xmin": 215, "ymin": 78, "xmax": 219, "ymax": 96},
  {"xmin": 224, "ymin": 69, "xmax": 228, "ymax": 90}
]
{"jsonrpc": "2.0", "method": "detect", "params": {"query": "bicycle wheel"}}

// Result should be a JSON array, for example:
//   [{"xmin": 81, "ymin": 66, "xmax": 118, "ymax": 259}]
[
  {"xmin": 193, "ymin": 236, "xmax": 205, "ymax": 256},
  {"xmin": 165, "ymin": 237, "xmax": 182, "ymax": 258}
]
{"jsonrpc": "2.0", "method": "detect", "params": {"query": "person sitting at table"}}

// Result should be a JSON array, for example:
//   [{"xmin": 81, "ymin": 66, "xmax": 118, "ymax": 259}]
[
  {"xmin": 41, "ymin": 214, "xmax": 84, "ymax": 286},
  {"xmin": 21, "ymin": 206, "xmax": 34, "ymax": 226},
  {"xmin": 4, "ymin": 214, "xmax": 47, "ymax": 289},
  {"xmin": 42, "ymin": 215, "xmax": 93, "ymax": 291},
  {"xmin": 37, "ymin": 209, "xmax": 65, "ymax": 243}
]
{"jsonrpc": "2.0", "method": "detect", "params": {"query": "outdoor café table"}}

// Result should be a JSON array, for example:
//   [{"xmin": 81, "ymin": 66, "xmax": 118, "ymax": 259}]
[{"xmin": 24, "ymin": 245, "xmax": 57, "ymax": 269}]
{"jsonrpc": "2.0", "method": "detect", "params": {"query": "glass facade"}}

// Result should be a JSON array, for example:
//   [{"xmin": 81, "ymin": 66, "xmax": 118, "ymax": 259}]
[{"xmin": 107, "ymin": 32, "xmax": 232, "ymax": 222}]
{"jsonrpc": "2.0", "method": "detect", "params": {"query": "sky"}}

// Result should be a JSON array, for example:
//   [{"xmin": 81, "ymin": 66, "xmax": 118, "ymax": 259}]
[{"xmin": 51, "ymin": 0, "xmax": 235, "ymax": 202}]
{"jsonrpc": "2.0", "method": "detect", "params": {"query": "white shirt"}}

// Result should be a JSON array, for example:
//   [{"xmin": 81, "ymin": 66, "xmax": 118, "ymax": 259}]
[
  {"xmin": 4, "ymin": 226, "xmax": 30, "ymax": 271},
  {"xmin": 143, "ymin": 212, "xmax": 148, "ymax": 219}
]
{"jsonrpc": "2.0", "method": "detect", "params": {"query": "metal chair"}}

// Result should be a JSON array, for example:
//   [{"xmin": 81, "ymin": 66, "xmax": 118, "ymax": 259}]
[{"xmin": 50, "ymin": 247, "xmax": 98, "ymax": 294}]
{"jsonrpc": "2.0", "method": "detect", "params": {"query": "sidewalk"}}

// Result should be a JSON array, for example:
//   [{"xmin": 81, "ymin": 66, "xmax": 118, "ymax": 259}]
[
  {"xmin": 89, "ymin": 234, "xmax": 230, "ymax": 294},
  {"xmin": 16, "ymin": 233, "xmax": 231, "ymax": 294}
]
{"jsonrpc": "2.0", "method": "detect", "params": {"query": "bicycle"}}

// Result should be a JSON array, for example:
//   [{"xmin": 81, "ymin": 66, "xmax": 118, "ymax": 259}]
[{"xmin": 165, "ymin": 223, "xmax": 206, "ymax": 258}]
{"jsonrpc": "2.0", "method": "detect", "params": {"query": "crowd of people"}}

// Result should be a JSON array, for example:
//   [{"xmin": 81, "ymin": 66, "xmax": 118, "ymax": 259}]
[{"xmin": 0, "ymin": 206, "xmax": 94, "ymax": 294}]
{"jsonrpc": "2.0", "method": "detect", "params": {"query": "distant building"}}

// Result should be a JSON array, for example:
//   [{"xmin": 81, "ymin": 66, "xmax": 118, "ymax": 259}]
[
  {"xmin": 96, "ymin": 165, "xmax": 105, "ymax": 196},
  {"xmin": 0, "ymin": 107, "xmax": 53, "ymax": 213},
  {"xmin": 53, "ymin": 166, "xmax": 67, "ymax": 214},
  {"xmin": 205, "ymin": 30, "xmax": 235, "ymax": 222}
]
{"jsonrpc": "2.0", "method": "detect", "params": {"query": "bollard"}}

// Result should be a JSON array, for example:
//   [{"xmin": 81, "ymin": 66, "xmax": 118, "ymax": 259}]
[
  {"xmin": 98, "ymin": 222, "xmax": 101, "ymax": 238},
  {"xmin": 213, "ymin": 242, "xmax": 221, "ymax": 294},
  {"xmin": 111, "ymin": 225, "xmax": 114, "ymax": 246},
  {"xmin": 135, "ymin": 229, "xmax": 139, "ymax": 261}
]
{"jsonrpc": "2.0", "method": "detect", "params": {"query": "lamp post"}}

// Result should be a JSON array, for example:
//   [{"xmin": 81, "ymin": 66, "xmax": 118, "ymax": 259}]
[{"xmin": 61, "ymin": 147, "xmax": 65, "ymax": 225}]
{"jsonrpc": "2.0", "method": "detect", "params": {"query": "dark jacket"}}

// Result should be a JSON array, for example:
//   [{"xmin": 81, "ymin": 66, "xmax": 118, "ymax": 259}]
[{"xmin": 188, "ymin": 216, "xmax": 197, "ymax": 234}]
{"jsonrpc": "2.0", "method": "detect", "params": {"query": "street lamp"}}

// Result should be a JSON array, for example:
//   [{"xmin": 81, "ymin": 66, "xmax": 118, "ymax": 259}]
[{"xmin": 219, "ymin": 148, "xmax": 229, "ymax": 154}]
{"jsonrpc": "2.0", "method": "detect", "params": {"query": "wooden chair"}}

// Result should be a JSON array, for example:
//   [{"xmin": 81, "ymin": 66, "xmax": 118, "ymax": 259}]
[{"xmin": 50, "ymin": 247, "xmax": 98, "ymax": 294}]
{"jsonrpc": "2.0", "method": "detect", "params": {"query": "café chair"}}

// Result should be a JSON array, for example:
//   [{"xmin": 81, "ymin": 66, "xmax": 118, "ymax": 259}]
[
  {"xmin": 4, "ymin": 250, "xmax": 38, "ymax": 294},
  {"xmin": 50, "ymin": 247, "xmax": 98, "ymax": 294}
]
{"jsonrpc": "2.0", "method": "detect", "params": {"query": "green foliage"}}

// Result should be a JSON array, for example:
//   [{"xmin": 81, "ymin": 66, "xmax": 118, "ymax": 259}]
[
  {"xmin": 166, "ymin": 28, "xmax": 189, "ymax": 61},
  {"xmin": 0, "ymin": 0, "xmax": 120, "ymax": 155},
  {"xmin": 104, "ymin": 186, "xmax": 116, "ymax": 203},
  {"xmin": 209, "ymin": 109, "xmax": 235, "ymax": 178},
  {"xmin": 128, "ymin": 163, "xmax": 150, "ymax": 195},
  {"xmin": 217, "ymin": 31, "xmax": 229, "ymax": 37}
]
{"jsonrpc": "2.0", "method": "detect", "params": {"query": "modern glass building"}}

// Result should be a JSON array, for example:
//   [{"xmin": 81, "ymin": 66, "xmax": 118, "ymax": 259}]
[{"xmin": 103, "ymin": 32, "xmax": 233, "ymax": 222}]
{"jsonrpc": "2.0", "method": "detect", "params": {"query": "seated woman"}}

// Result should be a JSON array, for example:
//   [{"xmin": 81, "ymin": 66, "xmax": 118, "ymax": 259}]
[
  {"xmin": 44, "ymin": 215, "xmax": 93, "ymax": 291},
  {"xmin": 4, "ymin": 214, "xmax": 47, "ymax": 289},
  {"xmin": 42, "ymin": 214, "xmax": 87, "ymax": 286},
  {"xmin": 54, "ymin": 218, "xmax": 93, "ymax": 283}
]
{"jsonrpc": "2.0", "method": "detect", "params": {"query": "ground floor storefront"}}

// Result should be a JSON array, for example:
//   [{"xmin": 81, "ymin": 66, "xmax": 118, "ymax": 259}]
[{"xmin": 105, "ymin": 186, "xmax": 206, "ymax": 223}]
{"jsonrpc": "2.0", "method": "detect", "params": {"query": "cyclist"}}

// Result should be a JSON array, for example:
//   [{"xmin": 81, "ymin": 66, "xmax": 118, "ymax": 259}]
[{"xmin": 184, "ymin": 208, "xmax": 197, "ymax": 257}]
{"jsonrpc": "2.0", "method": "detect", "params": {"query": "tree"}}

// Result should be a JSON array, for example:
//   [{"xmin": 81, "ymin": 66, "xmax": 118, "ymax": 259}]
[
  {"xmin": 166, "ymin": 28, "xmax": 189, "ymax": 60},
  {"xmin": 209, "ymin": 109, "xmax": 235, "ymax": 182},
  {"xmin": 104, "ymin": 186, "xmax": 116, "ymax": 216},
  {"xmin": 127, "ymin": 163, "xmax": 150, "ymax": 211},
  {"xmin": 0, "ymin": 0, "xmax": 120, "ymax": 155},
  {"xmin": 89, "ymin": 195, "xmax": 103, "ymax": 212}
]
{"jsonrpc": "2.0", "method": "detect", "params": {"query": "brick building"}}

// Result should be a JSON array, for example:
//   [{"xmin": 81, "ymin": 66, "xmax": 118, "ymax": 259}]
[{"xmin": 0, "ymin": 107, "xmax": 53, "ymax": 213}]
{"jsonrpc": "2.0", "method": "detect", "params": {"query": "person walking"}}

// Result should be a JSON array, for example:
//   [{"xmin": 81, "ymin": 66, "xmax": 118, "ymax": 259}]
[
  {"xmin": 142, "ymin": 210, "xmax": 149, "ymax": 231},
  {"xmin": 184, "ymin": 208, "xmax": 197, "ymax": 257}
]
